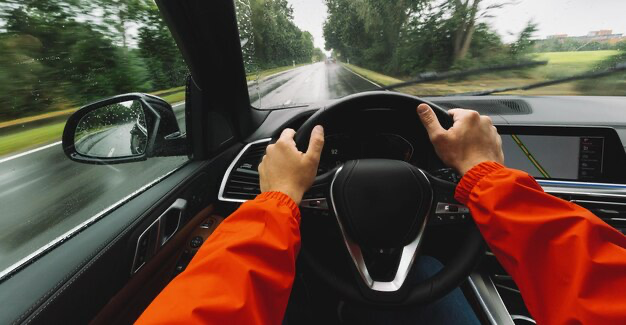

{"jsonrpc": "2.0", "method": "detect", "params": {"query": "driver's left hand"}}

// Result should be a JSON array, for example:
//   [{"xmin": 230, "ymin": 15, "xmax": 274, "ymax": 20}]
[{"xmin": 258, "ymin": 126, "xmax": 325, "ymax": 205}]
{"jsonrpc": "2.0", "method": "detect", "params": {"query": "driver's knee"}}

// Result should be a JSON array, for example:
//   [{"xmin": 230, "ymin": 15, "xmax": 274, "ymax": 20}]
[{"xmin": 413, "ymin": 255, "xmax": 444, "ymax": 282}]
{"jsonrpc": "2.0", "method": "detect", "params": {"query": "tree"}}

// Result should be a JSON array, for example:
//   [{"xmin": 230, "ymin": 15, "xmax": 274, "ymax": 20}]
[
  {"xmin": 0, "ymin": 0, "xmax": 154, "ymax": 119},
  {"xmin": 323, "ymin": 0, "xmax": 531, "ymax": 76},
  {"xmin": 89, "ymin": 0, "xmax": 146, "ymax": 48},
  {"xmin": 235, "ymin": 0, "xmax": 315, "ymax": 70},
  {"xmin": 137, "ymin": 2, "xmax": 188, "ymax": 89},
  {"xmin": 449, "ymin": 0, "xmax": 515, "ymax": 63},
  {"xmin": 312, "ymin": 48, "xmax": 326, "ymax": 62},
  {"xmin": 510, "ymin": 21, "xmax": 538, "ymax": 56},
  {"xmin": 450, "ymin": 0, "xmax": 481, "ymax": 62}
]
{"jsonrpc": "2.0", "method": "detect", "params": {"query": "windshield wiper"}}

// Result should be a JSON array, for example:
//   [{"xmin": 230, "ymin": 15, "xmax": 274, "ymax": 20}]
[
  {"xmin": 377, "ymin": 61, "xmax": 548, "ymax": 91},
  {"xmin": 453, "ymin": 62, "xmax": 626, "ymax": 96}
]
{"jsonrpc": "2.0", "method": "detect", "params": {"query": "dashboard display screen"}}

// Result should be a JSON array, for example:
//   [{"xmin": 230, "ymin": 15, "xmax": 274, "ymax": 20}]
[{"xmin": 502, "ymin": 135, "xmax": 604, "ymax": 181}]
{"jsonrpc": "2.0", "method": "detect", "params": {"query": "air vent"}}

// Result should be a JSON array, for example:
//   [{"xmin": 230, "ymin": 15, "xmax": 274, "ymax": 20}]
[
  {"xmin": 219, "ymin": 139, "xmax": 270, "ymax": 202},
  {"xmin": 434, "ymin": 99, "xmax": 532, "ymax": 115},
  {"xmin": 551, "ymin": 193, "xmax": 626, "ymax": 234}
]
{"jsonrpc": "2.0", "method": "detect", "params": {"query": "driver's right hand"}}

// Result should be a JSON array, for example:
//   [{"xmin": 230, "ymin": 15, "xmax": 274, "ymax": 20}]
[{"xmin": 417, "ymin": 104, "xmax": 504, "ymax": 175}]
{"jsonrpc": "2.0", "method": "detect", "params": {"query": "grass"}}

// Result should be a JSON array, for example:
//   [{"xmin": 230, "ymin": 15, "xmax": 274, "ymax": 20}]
[
  {"xmin": 161, "ymin": 91, "xmax": 185, "ymax": 105},
  {"xmin": 342, "ymin": 63, "xmax": 403, "ymax": 86},
  {"xmin": 0, "ymin": 88, "xmax": 186, "ymax": 157},
  {"xmin": 532, "ymin": 50, "xmax": 618, "ymax": 78},
  {"xmin": 0, "ymin": 122, "xmax": 66, "ymax": 157},
  {"xmin": 246, "ymin": 63, "xmax": 310, "ymax": 81},
  {"xmin": 391, "ymin": 50, "xmax": 622, "ymax": 96},
  {"xmin": 151, "ymin": 86, "xmax": 185, "ymax": 97}
]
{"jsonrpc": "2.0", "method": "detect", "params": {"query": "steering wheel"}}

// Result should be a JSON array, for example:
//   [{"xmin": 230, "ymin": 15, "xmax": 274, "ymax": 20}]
[{"xmin": 294, "ymin": 91, "xmax": 484, "ymax": 307}]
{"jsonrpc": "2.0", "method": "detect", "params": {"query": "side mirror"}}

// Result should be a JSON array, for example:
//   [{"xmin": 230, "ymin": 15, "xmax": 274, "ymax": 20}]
[{"xmin": 62, "ymin": 93, "xmax": 187, "ymax": 164}]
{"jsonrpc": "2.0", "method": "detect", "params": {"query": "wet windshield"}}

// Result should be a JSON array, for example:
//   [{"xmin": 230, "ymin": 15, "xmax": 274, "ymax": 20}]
[{"xmin": 236, "ymin": 0, "xmax": 626, "ymax": 109}]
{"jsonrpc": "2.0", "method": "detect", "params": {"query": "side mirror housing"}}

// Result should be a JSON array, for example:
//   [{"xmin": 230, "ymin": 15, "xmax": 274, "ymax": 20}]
[{"xmin": 62, "ymin": 93, "xmax": 187, "ymax": 164}]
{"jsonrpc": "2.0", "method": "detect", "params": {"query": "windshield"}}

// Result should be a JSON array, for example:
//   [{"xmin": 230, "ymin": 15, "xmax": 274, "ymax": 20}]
[{"xmin": 236, "ymin": 0, "xmax": 626, "ymax": 109}]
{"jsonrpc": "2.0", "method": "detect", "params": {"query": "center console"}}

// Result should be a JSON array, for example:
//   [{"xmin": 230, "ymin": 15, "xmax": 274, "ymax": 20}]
[{"xmin": 497, "ymin": 125, "xmax": 626, "ymax": 183}]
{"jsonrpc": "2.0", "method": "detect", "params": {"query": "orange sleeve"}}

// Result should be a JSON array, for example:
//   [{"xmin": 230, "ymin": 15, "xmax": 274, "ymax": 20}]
[
  {"xmin": 135, "ymin": 191, "xmax": 301, "ymax": 325},
  {"xmin": 455, "ymin": 162, "xmax": 626, "ymax": 324}
]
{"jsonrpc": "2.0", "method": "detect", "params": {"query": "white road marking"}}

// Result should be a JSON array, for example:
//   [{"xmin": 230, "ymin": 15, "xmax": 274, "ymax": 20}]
[
  {"xmin": 107, "ymin": 147, "xmax": 115, "ymax": 157},
  {"xmin": 340, "ymin": 65, "xmax": 384, "ymax": 88},
  {"xmin": 0, "ymin": 102, "xmax": 186, "ymax": 165},
  {"xmin": 0, "ymin": 141, "xmax": 62, "ymax": 164}
]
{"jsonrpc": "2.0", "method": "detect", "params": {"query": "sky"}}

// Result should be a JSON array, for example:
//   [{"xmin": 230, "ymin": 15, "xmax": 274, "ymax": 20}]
[
  {"xmin": 288, "ymin": 0, "xmax": 626, "ymax": 49},
  {"xmin": 290, "ymin": 0, "xmax": 329, "ymax": 52}
]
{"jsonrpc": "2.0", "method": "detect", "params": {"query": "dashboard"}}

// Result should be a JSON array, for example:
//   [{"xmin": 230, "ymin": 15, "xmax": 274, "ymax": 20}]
[
  {"xmin": 312, "ymin": 117, "xmax": 626, "ymax": 183},
  {"xmin": 260, "ymin": 96, "xmax": 626, "ymax": 185}
]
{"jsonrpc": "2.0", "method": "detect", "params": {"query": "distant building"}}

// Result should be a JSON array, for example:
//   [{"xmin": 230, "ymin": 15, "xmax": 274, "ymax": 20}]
[
  {"xmin": 543, "ymin": 29, "xmax": 625, "ymax": 45},
  {"xmin": 547, "ymin": 34, "xmax": 568, "ymax": 39},
  {"xmin": 588, "ymin": 30, "xmax": 613, "ymax": 37}
]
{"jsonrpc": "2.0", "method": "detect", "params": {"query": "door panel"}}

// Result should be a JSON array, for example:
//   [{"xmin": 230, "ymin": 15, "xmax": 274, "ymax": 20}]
[
  {"xmin": 0, "ymin": 145, "xmax": 242, "ymax": 324},
  {"xmin": 92, "ymin": 207, "xmax": 224, "ymax": 324}
]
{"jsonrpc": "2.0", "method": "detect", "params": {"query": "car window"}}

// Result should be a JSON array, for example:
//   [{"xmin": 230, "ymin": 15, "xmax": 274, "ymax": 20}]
[
  {"xmin": 0, "ymin": 0, "xmax": 189, "ymax": 276},
  {"xmin": 236, "ymin": 0, "xmax": 626, "ymax": 110}
]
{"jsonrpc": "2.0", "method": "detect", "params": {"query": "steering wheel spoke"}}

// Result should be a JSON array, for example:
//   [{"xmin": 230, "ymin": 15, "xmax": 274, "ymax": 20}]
[
  {"xmin": 426, "ymin": 173, "xmax": 472, "ymax": 226},
  {"xmin": 300, "ymin": 167, "xmax": 339, "ymax": 214}
]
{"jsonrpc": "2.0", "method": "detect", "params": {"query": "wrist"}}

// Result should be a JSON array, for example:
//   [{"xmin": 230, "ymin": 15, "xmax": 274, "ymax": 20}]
[
  {"xmin": 266, "ymin": 187, "xmax": 303, "ymax": 205},
  {"xmin": 457, "ymin": 157, "xmax": 499, "ymax": 175},
  {"xmin": 454, "ymin": 161, "xmax": 505, "ymax": 204}
]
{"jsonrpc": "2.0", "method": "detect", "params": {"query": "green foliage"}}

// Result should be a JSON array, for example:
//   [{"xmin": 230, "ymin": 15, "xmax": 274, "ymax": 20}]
[
  {"xmin": 510, "ymin": 21, "xmax": 539, "ymax": 56},
  {"xmin": 324, "ymin": 0, "xmax": 536, "ymax": 77},
  {"xmin": 576, "ymin": 44, "xmax": 626, "ymax": 95},
  {"xmin": 0, "ymin": 0, "xmax": 187, "ymax": 121},
  {"xmin": 236, "ymin": 0, "xmax": 315, "ymax": 72},
  {"xmin": 312, "ymin": 48, "xmax": 326, "ymax": 62},
  {"xmin": 137, "ymin": 3, "xmax": 188, "ymax": 90}
]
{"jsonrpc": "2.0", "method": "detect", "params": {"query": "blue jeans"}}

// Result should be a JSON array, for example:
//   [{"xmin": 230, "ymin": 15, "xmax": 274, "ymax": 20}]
[{"xmin": 341, "ymin": 256, "xmax": 480, "ymax": 325}]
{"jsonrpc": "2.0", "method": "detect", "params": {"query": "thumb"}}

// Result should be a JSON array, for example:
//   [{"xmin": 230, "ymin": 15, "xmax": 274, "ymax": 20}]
[
  {"xmin": 305, "ymin": 125, "xmax": 325, "ymax": 162},
  {"xmin": 417, "ymin": 104, "xmax": 445, "ymax": 138}
]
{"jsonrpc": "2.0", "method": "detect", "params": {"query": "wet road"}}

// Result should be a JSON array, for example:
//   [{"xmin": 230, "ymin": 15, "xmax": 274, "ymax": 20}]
[
  {"xmin": 75, "ymin": 123, "xmax": 138, "ymax": 158},
  {"xmin": 248, "ymin": 62, "xmax": 378, "ymax": 108},
  {"xmin": 0, "ymin": 62, "xmax": 377, "ymax": 273}
]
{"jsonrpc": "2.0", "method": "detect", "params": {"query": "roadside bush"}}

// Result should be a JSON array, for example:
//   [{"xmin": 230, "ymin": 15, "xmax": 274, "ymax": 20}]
[{"xmin": 576, "ymin": 42, "xmax": 626, "ymax": 95}]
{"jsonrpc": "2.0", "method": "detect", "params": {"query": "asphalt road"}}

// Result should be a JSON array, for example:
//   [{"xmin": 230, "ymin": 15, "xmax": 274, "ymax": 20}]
[
  {"xmin": 249, "ymin": 62, "xmax": 378, "ymax": 108},
  {"xmin": 0, "ymin": 62, "xmax": 377, "ymax": 273},
  {"xmin": 75, "ymin": 123, "xmax": 139, "ymax": 158}
]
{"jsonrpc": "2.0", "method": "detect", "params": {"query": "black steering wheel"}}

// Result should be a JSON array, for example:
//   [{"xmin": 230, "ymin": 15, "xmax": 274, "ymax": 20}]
[{"xmin": 294, "ymin": 91, "xmax": 484, "ymax": 307}]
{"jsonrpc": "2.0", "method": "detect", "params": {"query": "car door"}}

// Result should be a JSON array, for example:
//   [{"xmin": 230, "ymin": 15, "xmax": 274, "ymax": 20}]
[{"xmin": 0, "ymin": 1, "xmax": 262, "ymax": 323}]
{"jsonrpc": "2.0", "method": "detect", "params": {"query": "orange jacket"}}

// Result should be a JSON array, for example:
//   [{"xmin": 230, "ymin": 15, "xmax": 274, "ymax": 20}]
[{"xmin": 137, "ymin": 162, "xmax": 626, "ymax": 324}]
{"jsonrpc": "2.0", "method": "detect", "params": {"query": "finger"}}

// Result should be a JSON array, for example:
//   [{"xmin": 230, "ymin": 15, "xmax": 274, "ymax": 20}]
[
  {"xmin": 258, "ymin": 159, "xmax": 264, "ymax": 173},
  {"xmin": 417, "ymin": 104, "xmax": 445, "ymax": 138},
  {"xmin": 305, "ymin": 125, "xmax": 325, "ymax": 161},
  {"xmin": 279, "ymin": 128, "xmax": 296, "ymax": 143},
  {"xmin": 481, "ymin": 115, "xmax": 492, "ymax": 124},
  {"xmin": 447, "ymin": 108, "xmax": 464, "ymax": 121},
  {"xmin": 449, "ymin": 109, "xmax": 479, "ymax": 122}
]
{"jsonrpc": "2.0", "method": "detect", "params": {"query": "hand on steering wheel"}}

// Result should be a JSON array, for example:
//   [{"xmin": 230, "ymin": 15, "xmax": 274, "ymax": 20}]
[
  {"xmin": 263, "ymin": 92, "xmax": 486, "ymax": 307},
  {"xmin": 258, "ymin": 126, "xmax": 325, "ymax": 205},
  {"xmin": 417, "ymin": 104, "xmax": 504, "ymax": 175}
]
